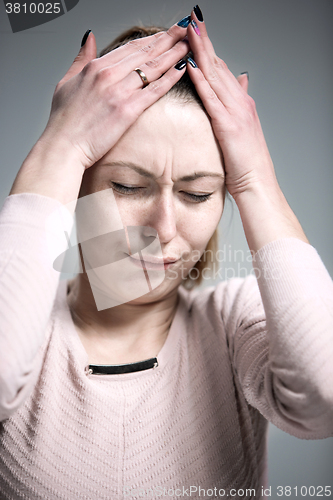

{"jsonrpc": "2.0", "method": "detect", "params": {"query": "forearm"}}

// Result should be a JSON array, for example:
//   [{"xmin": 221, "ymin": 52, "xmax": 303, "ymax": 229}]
[
  {"xmin": 233, "ymin": 172, "xmax": 333, "ymax": 436},
  {"xmin": 10, "ymin": 132, "xmax": 85, "ymax": 206},
  {"xmin": 234, "ymin": 178, "xmax": 309, "ymax": 254},
  {"xmin": 256, "ymin": 238, "xmax": 333, "ymax": 434},
  {"xmin": 0, "ymin": 193, "xmax": 73, "ymax": 420},
  {"xmin": 235, "ymin": 238, "xmax": 333, "ymax": 438}
]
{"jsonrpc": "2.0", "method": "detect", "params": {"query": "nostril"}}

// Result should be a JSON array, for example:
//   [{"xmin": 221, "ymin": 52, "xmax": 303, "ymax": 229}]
[{"xmin": 142, "ymin": 225, "xmax": 157, "ymax": 238}]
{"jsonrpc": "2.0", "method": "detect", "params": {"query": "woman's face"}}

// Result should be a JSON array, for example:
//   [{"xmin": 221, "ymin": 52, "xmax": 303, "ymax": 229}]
[{"xmin": 79, "ymin": 97, "xmax": 225, "ymax": 304}]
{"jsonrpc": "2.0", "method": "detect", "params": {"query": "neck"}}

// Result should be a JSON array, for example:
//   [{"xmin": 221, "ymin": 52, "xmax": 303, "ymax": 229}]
[{"xmin": 67, "ymin": 273, "xmax": 179, "ymax": 365}]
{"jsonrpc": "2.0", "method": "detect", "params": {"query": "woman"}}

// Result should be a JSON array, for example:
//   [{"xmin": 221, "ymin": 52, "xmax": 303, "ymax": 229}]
[{"xmin": 0, "ymin": 5, "xmax": 332, "ymax": 499}]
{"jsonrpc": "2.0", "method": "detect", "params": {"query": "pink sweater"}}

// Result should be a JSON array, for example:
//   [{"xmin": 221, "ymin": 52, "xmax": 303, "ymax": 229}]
[{"xmin": 0, "ymin": 193, "xmax": 333, "ymax": 500}]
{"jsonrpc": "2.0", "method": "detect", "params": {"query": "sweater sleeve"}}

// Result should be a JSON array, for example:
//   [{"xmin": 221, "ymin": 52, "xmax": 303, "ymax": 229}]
[
  {"xmin": 226, "ymin": 238, "xmax": 333, "ymax": 439},
  {"xmin": 0, "ymin": 193, "xmax": 73, "ymax": 421}
]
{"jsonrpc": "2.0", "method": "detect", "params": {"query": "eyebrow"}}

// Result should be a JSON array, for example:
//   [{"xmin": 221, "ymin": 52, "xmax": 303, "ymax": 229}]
[{"xmin": 102, "ymin": 161, "xmax": 224, "ymax": 181}]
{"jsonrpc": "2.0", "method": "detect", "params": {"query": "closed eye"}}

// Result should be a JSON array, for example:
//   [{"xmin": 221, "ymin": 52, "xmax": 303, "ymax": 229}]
[
  {"xmin": 182, "ymin": 192, "xmax": 213, "ymax": 203},
  {"xmin": 111, "ymin": 182, "xmax": 142, "ymax": 194}
]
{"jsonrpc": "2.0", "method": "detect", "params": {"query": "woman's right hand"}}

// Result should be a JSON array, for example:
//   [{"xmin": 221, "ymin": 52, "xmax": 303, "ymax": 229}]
[
  {"xmin": 10, "ymin": 22, "xmax": 190, "ymax": 204},
  {"xmin": 43, "ymin": 26, "xmax": 189, "ymax": 170}
]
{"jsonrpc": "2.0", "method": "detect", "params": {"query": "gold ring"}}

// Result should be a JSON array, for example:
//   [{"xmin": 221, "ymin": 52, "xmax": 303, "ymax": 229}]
[{"xmin": 134, "ymin": 68, "xmax": 149, "ymax": 88}]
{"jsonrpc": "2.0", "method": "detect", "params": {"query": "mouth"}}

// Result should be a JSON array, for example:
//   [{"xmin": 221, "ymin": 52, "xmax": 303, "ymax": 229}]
[{"xmin": 128, "ymin": 254, "xmax": 180, "ymax": 271}]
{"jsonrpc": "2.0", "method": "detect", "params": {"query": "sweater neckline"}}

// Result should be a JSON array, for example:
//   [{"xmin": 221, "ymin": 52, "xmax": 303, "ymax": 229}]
[{"xmin": 57, "ymin": 279, "xmax": 190, "ymax": 380}]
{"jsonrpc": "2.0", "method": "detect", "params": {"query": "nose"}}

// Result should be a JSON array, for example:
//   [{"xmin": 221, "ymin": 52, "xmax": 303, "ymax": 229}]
[{"xmin": 148, "ymin": 191, "xmax": 177, "ymax": 244}]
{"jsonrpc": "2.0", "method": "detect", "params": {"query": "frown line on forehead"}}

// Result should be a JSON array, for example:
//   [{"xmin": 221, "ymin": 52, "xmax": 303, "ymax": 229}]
[{"xmin": 101, "ymin": 161, "xmax": 224, "ymax": 182}]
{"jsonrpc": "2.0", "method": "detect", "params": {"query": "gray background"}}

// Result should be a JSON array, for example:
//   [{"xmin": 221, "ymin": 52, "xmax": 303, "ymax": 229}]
[{"xmin": 0, "ymin": 0, "xmax": 332, "ymax": 496}]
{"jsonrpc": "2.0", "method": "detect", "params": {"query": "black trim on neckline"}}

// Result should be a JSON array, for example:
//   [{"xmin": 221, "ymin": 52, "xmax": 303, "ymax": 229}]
[{"xmin": 88, "ymin": 357, "xmax": 158, "ymax": 375}]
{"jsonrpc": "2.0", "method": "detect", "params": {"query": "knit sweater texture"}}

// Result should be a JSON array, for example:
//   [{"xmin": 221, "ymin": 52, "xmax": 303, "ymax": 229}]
[{"xmin": 0, "ymin": 193, "xmax": 333, "ymax": 500}]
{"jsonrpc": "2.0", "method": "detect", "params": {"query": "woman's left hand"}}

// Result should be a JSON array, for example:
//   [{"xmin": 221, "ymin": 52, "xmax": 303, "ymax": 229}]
[
  {"xmin": 185, "ymin": 10, "xmax": 278, "ymax": 203},
  {"xmin": 185, "ymin": 7, "xmax": 309, "ymax": 253}
]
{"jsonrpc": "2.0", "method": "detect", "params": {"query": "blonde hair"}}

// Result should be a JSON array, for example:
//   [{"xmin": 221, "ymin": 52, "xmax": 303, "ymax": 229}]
[{"xmin": 100, "ymin": 25, "xmax": 222, "ymax": 290}]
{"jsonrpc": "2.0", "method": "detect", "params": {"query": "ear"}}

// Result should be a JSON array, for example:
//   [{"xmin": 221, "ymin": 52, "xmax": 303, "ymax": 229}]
[
  {"xmin": 58, "ymin": 31, "xmax": 97, "ymax": 87},
  {"xmin": 237, "ymin": 72, "xmax": 249, "ymax": 94}
]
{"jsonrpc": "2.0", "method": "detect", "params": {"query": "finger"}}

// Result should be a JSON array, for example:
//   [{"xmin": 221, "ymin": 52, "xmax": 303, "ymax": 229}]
[
  {"xmin": 99, "ymin": 17, "xmax": 191, "ymax": 69},
  {"xmin": 121, "ymin": 39, "xmax": 189, "ymax": 93},
  {"xmin": 186, "ymin": 20, "xmax": 246, "ymax": 108},
  {"xmin": 59, "ymin": 30, "xmax": 97, "ymax": 86},
  {"xmin": 185, "ymin": 61, "xmax": 229, "ymax": 124},
  {"xmin": 123, "ymin": 60, "xmax": 188, "ymax": 125},
  {"xmin": 96, "ymin": 21, "xmax": 191, "ymax": 85},
  {"xmin": 190, "ymin": 6, "xmax": 216, "ymax": 58},
  {"xmin": 186, "ymin": 23, "xmax": 238, "ymax": 109},
  {"xmin": 237, "ymin": 72, "xmax": 249, "ymax": 94},
  {"xmin": 98, "ymin": 31, "xmax": 166, "ymax": 67}
]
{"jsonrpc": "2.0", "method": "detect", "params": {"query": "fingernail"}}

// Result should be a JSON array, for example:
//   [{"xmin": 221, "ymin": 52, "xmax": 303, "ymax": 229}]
[
  {"xmin": 193, "ymin": 5, "xmax": 204, "ymax": 22},
  {"xmin": 81, "ymin": 29, "xmax": 91, "ymax": 47},
  {"xmin": 187, "ymin": 57, "xmax": 197, "ymax": 68},
  {"xmin": 241, "ymin": 71, "xmax": 249, "ymax": 81},
  {"xmin": 175, "ymin": 59, "xmax": 187, "ymax": 71},
  {"xmin": 191, "ymin": 20, "xmax": 201, "ymax": 36},
  {"xmin": 177, "ymin": 15, "xmax": 191, "ymax": 28}
]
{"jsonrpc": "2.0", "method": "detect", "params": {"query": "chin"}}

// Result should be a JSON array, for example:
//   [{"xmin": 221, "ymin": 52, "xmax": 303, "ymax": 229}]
[{"xmin": 125, "ymin": 276, "xmax": 182, "ymax": 306}]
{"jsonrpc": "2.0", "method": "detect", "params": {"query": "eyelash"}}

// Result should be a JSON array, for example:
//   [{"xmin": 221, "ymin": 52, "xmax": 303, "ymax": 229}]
[{"xmin": 111, "ymin": 182, "xmax": 213, "ymax": 203}]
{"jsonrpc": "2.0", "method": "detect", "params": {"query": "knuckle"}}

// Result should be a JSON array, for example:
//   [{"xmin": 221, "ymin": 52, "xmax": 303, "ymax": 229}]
[
  {"xmin": 126, "ymin": 39, "xmax": 141, "ymax": 50},
  {"xmin": 166, "ymin": 25, "xmax": 179, "ymax": 39},
  {"xmin": 246, "ymin": 95, "xmax": 256, "ymax": 111},
  {"xmin": 95, "ymin": 66, "xmax": 113, "ymax": 83},
  {"xmin": 116, "ymin": 101, "xmax": 131, "ymax": 119},
  {"xmin": 172, "ymin": 41, "xmax": 187, "ymax": 55},
  {"xmin": 154, "ymin": 31, "xmax": 166, "ymax": 38},
  {"xmin": 213, "ymin": 56, "xmax": 228, "ymax": 71},
  {"xmin": 242, "ymin": 95, "xmax": 256, "ymax": 117},
  {"xmin": 140, "ymin": 43, "xmax": 156, "ymax": 54},
  {"xmin": 207, "ymin": 68, "xmax": 219, "ymax": 82},
  {"xmin": 147, "ymin": 81, "xmax": 161, "ymax": 94},
  {"xmin": 145, "ymin": 58, "xmax": 160, "ymax": 69},
  {"xmin": 82, "ymin": 59, "xmax": 98, "ymax": 76},
  {"xmin": 206, "ymin": 87, "xmax": 218, "ymax": 102}
]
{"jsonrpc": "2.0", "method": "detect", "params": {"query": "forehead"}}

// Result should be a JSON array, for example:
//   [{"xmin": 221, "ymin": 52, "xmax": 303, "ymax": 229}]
[{"xmin": 100, "ymin": 97, "xmax": 224, "ymax": 179}]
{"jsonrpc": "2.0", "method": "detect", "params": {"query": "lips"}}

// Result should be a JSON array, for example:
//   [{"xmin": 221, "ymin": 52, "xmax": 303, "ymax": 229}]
[
  {"xmin": 133, "ymin": 256, "xmax": 178, "ymax": 264},
  {"xmin": 129, "ymin": 254, "xmax": 179, "ymax": 270}
]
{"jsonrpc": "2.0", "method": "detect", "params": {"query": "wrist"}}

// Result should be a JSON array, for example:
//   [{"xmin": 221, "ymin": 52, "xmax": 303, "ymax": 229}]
[
  {"xmin": 10, "ymin": 135, "xmax": 86, "ymax": 205},
  {"xmin": 232, "ymin": 175, "xmax": 282, "ymax": 207},
  {"xmin": 234, "ymin": 181, "xmax": 309, "ymax": 253}
]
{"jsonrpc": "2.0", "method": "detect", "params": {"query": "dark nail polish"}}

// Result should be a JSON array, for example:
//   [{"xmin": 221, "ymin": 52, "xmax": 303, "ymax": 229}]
[
  {"xmin": 191, "ymin": 20, "xmax": 201, "ymax": 36},
  {"xmin": 177, "ymin": 15, "xmax": 191, "ymax": 28},
  {"xmin": 241, "ymin": 71, "xmax": 249, "ymax": 81},
  {"xmin": 187, "ymin": 57, "xmax": 197, "ymax": 68},
  {"xmin": 175, "ymin": 59, "xmax": 187, "ymax": 71},
  {"xmin": 193, "ymin": 4, "xmax": 204, "ymax": 22},
  {"xmin": 81, "ymin": 29, "xmax": 91, "ymax": 47}
]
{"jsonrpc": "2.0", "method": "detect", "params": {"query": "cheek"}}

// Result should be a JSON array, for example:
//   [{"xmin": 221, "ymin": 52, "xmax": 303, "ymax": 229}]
[
  {"xmin": 112, "ymin": 196, "xmax": 149, "ymax": 227},
  {"xmin": 179, "ymin": 198, "xmax": 223, "ymax": 248}
]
